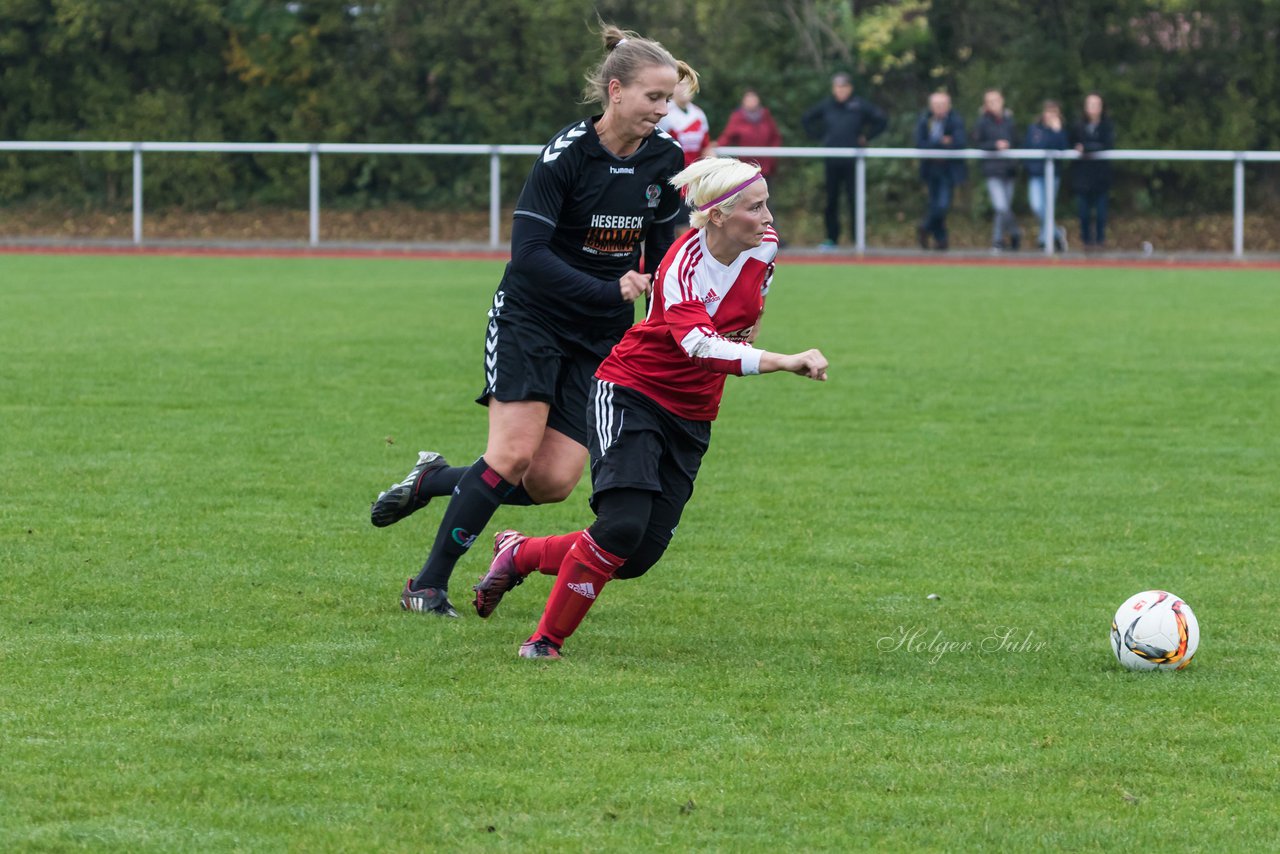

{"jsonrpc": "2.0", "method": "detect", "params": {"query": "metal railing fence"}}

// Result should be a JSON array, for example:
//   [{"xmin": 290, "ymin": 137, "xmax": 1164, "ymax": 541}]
[{"xmin": 2, "ymin": 140, "xmax": 1278, "ymax": 256}]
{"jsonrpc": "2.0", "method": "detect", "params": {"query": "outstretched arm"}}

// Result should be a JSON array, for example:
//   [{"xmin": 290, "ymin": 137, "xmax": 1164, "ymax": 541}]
[
  {"xmin": 664, "ymin": 299, "xmax": 825, "ymax": 382},
  {"xmin": 759, "ymin": 349, "xmax": 828, "ymax": 381}
]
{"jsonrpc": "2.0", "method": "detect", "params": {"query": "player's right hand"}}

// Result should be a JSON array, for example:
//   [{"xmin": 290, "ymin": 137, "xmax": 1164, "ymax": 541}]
[{"xmin": 619, "ymin": 271, "xmax": 652, "ymax": 303}]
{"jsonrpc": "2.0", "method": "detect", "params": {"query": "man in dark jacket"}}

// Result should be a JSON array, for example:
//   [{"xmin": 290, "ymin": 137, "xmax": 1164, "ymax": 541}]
[
  {"xmin": 802, "ymin": 72, "xmax": 888, "ymax": 248},
  {"xmin": 972, "ymin": 88, "xmax": 1022, "ymax": 252},
  {"xmin": 914, "ymin": 92, "xmax": 966, "ymax": 250}
]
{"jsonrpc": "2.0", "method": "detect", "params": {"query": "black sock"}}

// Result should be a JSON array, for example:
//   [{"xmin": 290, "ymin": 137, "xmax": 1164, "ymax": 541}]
[
  {"xmin": 501, "ymin": 483, "xmax": 537, "ymax": 506},
  {"xmin": 419, "ymin": 465, "xmax": 535, "ymax": 504},
  {"xmin": 412, "ymin": 458, "xmax": 519, "ymax": 591},
  {"xmin": 417, "ymin": 465, "xmax": 467, "ymax": 499}
]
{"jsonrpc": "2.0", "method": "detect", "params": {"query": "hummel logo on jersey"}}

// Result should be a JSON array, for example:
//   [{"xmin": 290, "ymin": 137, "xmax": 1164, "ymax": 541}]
[
  {"xmin": 610, "ymin": 166, "xmax": 635, "ymax": 174},
  {"xmin": 567, "ymin": 581, "xmax": 597, "ymax": 599},
  {"xmin": 703, "ymin": 287, "xmax": 721, "ymax": 306},
  {"xmin": 542, "ymin": 123, "xmax": 587, "ymax": 163}
]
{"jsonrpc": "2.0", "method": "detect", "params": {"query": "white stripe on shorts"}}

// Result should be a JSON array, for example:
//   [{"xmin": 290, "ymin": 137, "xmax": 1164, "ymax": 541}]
[{"xmin": 593, "ymin": 379, "xmax": 621, "ymax": 455}]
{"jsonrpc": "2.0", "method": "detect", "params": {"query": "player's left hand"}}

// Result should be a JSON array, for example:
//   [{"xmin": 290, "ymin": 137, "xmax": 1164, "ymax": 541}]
[
  {"xmin": 619, "ymin": 271, "xmax": 652, "ymax": 303},
  {"xmin": 787, "ymin": 349, "xmax": 828, "ymax": 381}
]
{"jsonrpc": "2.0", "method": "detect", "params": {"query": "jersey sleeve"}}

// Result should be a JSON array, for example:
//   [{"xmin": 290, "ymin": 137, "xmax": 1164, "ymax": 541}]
[
  {"xmin": 659, "ymin": 261, "xmax": 762, "ymax": 376},
  {"xmin": 652, "ymin": 138, "xmax": 685, "ymax": 225},
  {"xmin": 512, "ymin": 151, "xmax": 571, "ymax": 228},
  {"xmin": 643, "ymin": 217, "xmax": 676, "ymax": 275},
  {"xmin": 509, "ymin": 216, "xmax": 622, "ymax": 307}
]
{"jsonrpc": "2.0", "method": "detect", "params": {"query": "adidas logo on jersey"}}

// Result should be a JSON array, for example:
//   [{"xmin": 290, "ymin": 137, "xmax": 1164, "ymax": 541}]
[
  {"xmin": 567, "ymin": 581, "xmax": 597, "ymax": 599},
  {"xmin": 703, "ymin": 287, "xmax": 721, "ymax": 306}
]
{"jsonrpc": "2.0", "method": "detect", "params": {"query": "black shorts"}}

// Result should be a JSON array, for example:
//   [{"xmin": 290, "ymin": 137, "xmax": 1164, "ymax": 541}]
[
  {"xmin": 587, "ymin": 378, "xmax": 711, "ymax": 515},
  {"xmin": 475, "ymin": 291, "xmax": 617, "ymax": 447}
]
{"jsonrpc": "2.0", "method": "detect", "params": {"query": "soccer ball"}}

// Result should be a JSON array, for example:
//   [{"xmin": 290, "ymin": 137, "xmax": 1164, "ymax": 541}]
[{"xmin": 1110, "ymin": 590, "xmax": 1199, "ymax": 671}]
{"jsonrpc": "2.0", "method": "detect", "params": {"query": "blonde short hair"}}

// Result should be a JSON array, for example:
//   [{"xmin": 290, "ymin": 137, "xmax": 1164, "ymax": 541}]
[
  {"xmin": 581, "ymin": 23, "xmax": 699, "ymax": 106},
  {"xmin": 669, "ymin": 157, "xmax": 765, "ymax": 229}
]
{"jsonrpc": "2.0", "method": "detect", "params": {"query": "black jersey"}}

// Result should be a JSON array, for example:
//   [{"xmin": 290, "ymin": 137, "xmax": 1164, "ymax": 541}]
[{"xmin": 498, "ymin": 116, "xmax": 684, "ymax": 331}]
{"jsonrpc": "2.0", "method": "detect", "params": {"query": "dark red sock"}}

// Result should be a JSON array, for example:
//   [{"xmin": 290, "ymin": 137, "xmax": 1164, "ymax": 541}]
[
  {"xmin": 514, "ymin": 532, "xmax": 582, "ymax": 576},
  {"xmin": 533, "ymin": 532, "xmax": 625, "ymax": 647}
]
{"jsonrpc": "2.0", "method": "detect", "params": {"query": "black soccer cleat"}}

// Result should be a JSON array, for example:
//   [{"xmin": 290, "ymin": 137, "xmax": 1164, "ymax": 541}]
[
  {"xmin": 371, "ymin": 450, "xmax": 449, "ymax": 528},
  {"xmin": 472, "ymin": 529, "xmax": 528, "ymax": 619},
  {"xmin": 518, "ymin": 636, "xmax": 562, "ymax": 659},
  {"xmin": 399, "ymin": 578, "xmax": 459, "ymax": 617}
]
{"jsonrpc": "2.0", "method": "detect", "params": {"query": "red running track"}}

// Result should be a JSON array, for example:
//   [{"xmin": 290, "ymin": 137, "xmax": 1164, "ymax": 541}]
[{"xmin": 2, "ymin": 243, "xmax": 1279, "ymax": 271}]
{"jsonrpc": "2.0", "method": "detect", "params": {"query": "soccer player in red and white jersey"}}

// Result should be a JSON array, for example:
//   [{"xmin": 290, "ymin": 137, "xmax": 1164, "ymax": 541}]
[
  {"xmin": 471, "ymin": 157, "xmax": 829, "ymax": 659},
  {"xmin": 658, "ymin": 79, "xmax": 715, "ymax": 167}
]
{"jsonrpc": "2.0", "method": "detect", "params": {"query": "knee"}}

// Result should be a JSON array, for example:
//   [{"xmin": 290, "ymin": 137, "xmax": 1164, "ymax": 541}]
[
  {"xmin": 521, "ymin": 469, "xmax": 578, "ymax": 504},
  {"xmin": 483, "ymin": 448, "xmax": 535, "ymax": 486},
  {"xmin": 484, "ymin": 420, "xmax": 545, "ymax": 484},
  {"xmin": 588, "ymin": 488, "xmax": 657, "ymax": 558},
  {"xmin": 590, "ymin": 513, "xmax": 648, "ymax": 558}
]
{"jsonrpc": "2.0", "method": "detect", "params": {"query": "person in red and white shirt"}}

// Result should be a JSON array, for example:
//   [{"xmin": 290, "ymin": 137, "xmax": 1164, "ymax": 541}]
[
  {"xmin": 658, "ymin": 79, "xmax": 715, "ymax": 167},
  {"xmin": 470, "ymin": 157, "xmax": 829, "ymax": 660}
]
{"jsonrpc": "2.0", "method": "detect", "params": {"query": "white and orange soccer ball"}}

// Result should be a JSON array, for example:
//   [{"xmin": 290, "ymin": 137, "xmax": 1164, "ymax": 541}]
[{"xmin": 1110, "ymin": 590, "xmax": 1199, "ymax": 671}]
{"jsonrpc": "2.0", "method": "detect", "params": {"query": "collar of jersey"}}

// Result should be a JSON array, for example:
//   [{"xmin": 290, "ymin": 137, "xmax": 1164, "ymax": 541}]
[
  {"xmin": 585, "ymin": 115, "xmax": 652, "ymax": 162},
  {"xmin": 697, "ymin": 228, "xmax": 751, "ymax": 273}
]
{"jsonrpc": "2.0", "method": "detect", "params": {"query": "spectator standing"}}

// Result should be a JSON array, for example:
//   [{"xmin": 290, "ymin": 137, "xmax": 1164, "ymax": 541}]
[
  {"xmin": 1024, "ymin": 100, "xmax": 1070, "ymax": 251},
  {"xmin": 913, "ymin": 92, "xmax": 966, "ymax": 251},
  {"xmin": 716, "ymin": 89, "xmax": 783, "ymax": 179},
  {"xmin": 1071, "ymin": 92, "xmax": 1115, "ymax": 250},
  {"xmin": 972, "ymin": 88, "xmax": 1022, "ymax": 252},
  {"xmin": 802, "ymin": 72, "xmax": 887, "ymax": 248}
]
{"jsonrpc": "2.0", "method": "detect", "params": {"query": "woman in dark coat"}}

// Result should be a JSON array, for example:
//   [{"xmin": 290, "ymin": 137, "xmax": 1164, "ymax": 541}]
[{"xmin": 1070, "ymin": 93, "xmax": 1115, "ymax": 249}]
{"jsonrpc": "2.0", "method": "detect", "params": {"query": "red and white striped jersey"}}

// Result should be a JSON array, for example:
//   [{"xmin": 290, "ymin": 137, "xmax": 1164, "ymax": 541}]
[
  {"xmin": 595, "ymin": 226, "xmax": 778, "ymax": 421},
  {"xmin": 657, "ymin": 102, "xmax": 712, "ymax": 167}
]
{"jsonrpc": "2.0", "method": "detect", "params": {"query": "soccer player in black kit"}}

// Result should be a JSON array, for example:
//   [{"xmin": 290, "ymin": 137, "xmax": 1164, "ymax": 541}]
[{"xmin": 368, "ymin": 25, "xmax": 696, "ymax": 616}]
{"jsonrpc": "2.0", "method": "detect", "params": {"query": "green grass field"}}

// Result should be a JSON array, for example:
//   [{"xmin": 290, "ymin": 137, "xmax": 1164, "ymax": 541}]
[{"xmin": 2, "ymin": 253, "xmax": 1278, "ymax": 851}]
